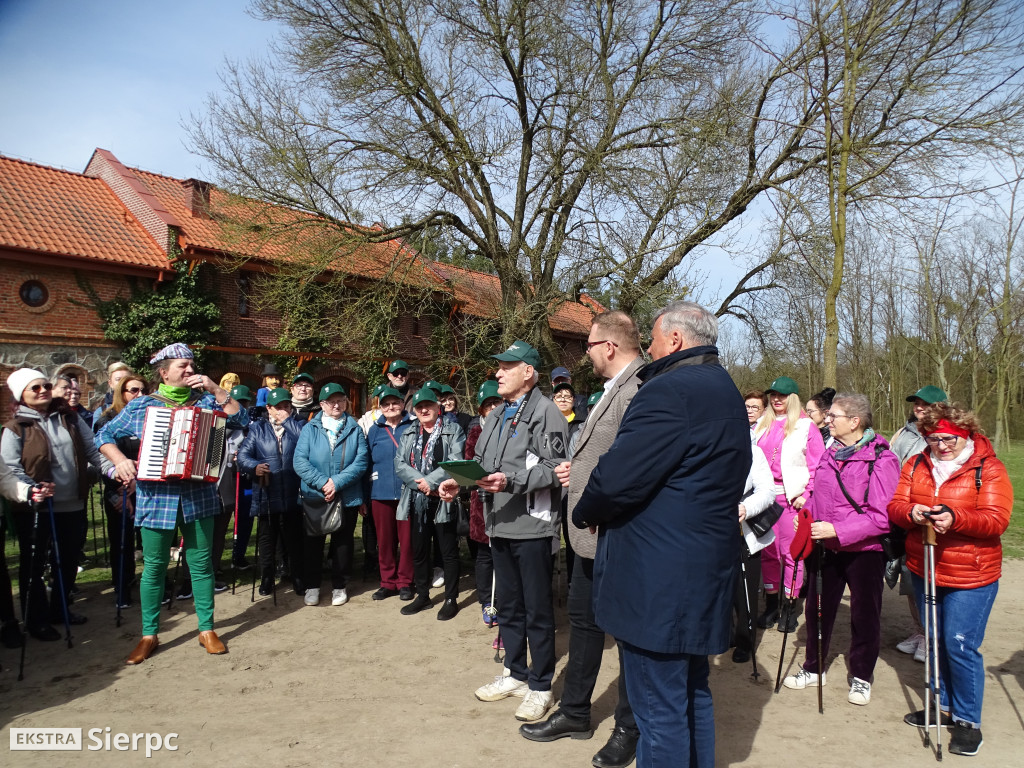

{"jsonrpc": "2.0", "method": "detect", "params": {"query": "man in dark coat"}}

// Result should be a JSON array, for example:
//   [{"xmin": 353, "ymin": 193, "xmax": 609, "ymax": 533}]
[{"xmin": 572, "ymin": 300, "xmax": 750, "ymax": 768}]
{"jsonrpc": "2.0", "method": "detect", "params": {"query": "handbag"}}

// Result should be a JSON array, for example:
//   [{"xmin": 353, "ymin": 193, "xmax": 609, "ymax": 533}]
[
  {"xmin": 746, "ymin": 499, "xmax": 784, "ymax": 538},
  {"xmin": 302, "ymin": 433, "xmax": 346, "ymax": 536},
  {"xmin": 453, "ymin": 496, "xmax": 470, "ymax": 537},
  {"xmin": 832, "ymin": 443, "xmax": 903, "ymax": 558}
]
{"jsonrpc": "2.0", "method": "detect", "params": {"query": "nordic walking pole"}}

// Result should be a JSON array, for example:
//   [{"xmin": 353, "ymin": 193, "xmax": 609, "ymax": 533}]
[
  {"xmin": 89, "ymin": 484, "xmax": 99, "ymax": 562},
  {"xmin": 773, "ymin": 566, "xmax": 800, "ymax": 693},
  {"xmin": 45, "ymin": 498, "xmax": 73, "ymax": 648},
  {"xmin": 923, "ymin": 522, "xmax": 943, "ymax": 761},
  {"xmin": 116, "ymin": 485, "xmax": 129, "ymax": 628},
  {"xmin": 17, "ymin": 497, "xmax": 44, "ymax": 680},
  {"xmin": 738, "ymin": 525, "xmax": 759, "ymax": 680},
  {"xmin": 251, "ymin": 513, "xmax": 261, "ymax": 603},
  {"xmin": 231, "ymin": 465, "xmax": 240, "ymax": 595},
  {"xmin": 815, "ymin": 542, "xmax": 824, "ymax": 714}
]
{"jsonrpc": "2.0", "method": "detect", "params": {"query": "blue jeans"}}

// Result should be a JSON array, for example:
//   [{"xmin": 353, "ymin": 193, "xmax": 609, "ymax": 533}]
[
  {"xmin": 621, "ymin": 643, "xmax": 714, "ymax": 768},
  {"xmin": 912, "ymin": 574, "xmax": 998, "ymax": 727}
]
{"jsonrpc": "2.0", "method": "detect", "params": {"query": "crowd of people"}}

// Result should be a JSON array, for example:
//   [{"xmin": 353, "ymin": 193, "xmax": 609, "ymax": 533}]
[{"xmin": 0, "ymin": 302, "xmax": 1014, "ymax": 766}]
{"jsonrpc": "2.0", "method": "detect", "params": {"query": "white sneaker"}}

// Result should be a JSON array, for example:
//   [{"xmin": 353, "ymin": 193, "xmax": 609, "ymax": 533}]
[
  {"xmin": 304, "ymin": 588, "xmax": 320, "ymax": 606},
  {"xmin": 848, "ymin": 677, "xmax": 871, "ymax": 705},
  {"xmin": 331, "ymin": 588, "xmax": 348, "ymax": 606},
  {"xmin": 432, "ymin": 567, "xmax": 445, "ymax": 588},
  {"xmin": 475, "ymin": 674, "xmax": 529, "ymax": 701},
  {"xmin": 783, "ymin": 668, "xmax": 826, "ymax": 689},
  {"xmin": 515, "ymin": 690, "xmax": 553, "ymax": 722},
  {"xmin": 897, "ymin": 633, "xmax": 924, "ymax": 654},
  {"xmin": 914, "ymin": 642, "xmax": 926, "ymax": 663}
]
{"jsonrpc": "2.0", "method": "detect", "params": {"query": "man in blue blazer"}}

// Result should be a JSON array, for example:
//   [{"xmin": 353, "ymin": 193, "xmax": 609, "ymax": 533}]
[{"xmin": 572, "ymin": 301, "xmax": 751, "ymax": 768}]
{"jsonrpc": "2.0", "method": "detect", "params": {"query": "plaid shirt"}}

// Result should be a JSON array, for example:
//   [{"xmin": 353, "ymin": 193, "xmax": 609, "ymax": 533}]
[{"xmin": 96, "ymin": 393, "xmax": 249, "ymax": 530}]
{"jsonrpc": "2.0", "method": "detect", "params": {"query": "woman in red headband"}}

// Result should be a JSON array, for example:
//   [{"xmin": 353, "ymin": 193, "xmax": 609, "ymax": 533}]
[{"xmin": 888, "ymin": 402, "xmax": 1012, "ymax": 757}]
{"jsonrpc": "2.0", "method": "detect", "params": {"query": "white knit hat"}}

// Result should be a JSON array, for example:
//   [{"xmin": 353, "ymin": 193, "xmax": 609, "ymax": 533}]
[{"xmin": 6, "ymin": 368, "xmax": 47, "ymax": 403}]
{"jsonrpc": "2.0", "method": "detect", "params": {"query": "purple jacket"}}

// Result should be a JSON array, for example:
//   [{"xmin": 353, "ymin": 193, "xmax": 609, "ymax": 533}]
[{"xmin": 807, "ymin": 434, "xmax": 900, "ymax": 553}]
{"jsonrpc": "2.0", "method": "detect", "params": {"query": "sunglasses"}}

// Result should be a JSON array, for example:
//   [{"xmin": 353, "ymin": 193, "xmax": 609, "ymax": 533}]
[
  {"xmin": 126, "ymin": 386, "xmax": 145, "ymax": 394},
  {"xmin": 28, "ymin": 383, "xmax": 54, "ymax": 394}
]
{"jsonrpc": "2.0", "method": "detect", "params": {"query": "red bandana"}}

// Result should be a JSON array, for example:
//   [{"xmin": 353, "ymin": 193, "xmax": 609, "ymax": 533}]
[{"xmin": 923, "ymin": 419, "xmax": 969, "ymax": 440}]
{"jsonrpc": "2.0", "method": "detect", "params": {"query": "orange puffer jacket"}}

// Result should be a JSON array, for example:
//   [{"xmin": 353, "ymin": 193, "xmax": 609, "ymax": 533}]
[{"xmin": 888, "ymin": 434, "xmax": 1012, "ymax": 589}]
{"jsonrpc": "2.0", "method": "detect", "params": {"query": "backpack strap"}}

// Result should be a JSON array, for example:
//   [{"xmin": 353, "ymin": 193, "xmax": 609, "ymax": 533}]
[{"xmin": 975, "ymin": 456, "xmax": 986, "ymax": 491}]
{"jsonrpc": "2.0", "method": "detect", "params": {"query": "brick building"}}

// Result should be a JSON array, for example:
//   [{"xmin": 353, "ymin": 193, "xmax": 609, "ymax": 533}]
[{"xmin": 1, "ymin": 150, "xmax": 597, "ymax": 415}]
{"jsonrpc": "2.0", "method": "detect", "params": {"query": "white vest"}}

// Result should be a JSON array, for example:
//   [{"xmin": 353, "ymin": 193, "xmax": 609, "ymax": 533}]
[{"xmin": 755, "ymin": 417, "xmax": 815, "ymax": 501}]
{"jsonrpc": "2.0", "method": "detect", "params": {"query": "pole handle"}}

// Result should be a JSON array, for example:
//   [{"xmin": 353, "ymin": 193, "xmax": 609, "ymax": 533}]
[{"xmin": 923, "ymin": 523, "xmax": 937, "ymax": 546}]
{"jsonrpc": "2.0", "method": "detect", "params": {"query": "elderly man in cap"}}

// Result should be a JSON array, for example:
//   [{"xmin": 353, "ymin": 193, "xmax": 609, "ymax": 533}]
[
  {"xmin": 439, "ymin": 340, "xmax": 568, "ymax": 722},
  {"xmin": 290, "ymin": 373, "xmax": 320, "ymax": 423},
  {"xmin": 98, "ymin": 343, "xmax": 247, "ymax": 664},
  {"xmin": 386, "ymin": 359, "xmax": 416, "ymax": 409},
  {"xmin": 572, "ymin": 301, "xmax": 750, "ymax": 768}
]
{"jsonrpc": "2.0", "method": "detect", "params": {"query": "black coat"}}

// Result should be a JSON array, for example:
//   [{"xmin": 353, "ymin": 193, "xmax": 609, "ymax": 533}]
[
  {"xmin": 573, "ymin": 346, "xmax": 751, "ymax": 655},
  {"xmin": 237, "ymin": 416, "xmax": 304, "ymax": 516}
]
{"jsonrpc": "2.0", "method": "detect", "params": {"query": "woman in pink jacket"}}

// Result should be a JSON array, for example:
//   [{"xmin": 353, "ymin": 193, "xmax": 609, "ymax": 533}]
[{"xmin": 781, "ymin": 393, "xmax": 899, "ymax": 706}]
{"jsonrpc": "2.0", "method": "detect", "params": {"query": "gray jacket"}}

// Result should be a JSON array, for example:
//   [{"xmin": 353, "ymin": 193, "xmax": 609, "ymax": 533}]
[
  {"xmin": 474, "ymin": 386, "xmax": 568, "ymax": 540},
  {"xmin": 1, "ymin": 405, "xmax": 109, "ymax": 512},
  {"xmin": 394, "ymin": 421, "xmax": 466, "ymax": 523},
  {"xmin": 890, "ymin": 419, "xmax": 926, "ymax": 466},
  {"xmin": 566, "ymin": 357, "xmax": 644, "ymax": 558}
]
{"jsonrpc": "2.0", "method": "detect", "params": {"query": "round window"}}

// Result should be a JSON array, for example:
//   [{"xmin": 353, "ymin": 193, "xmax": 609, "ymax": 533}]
[{"xmin": 19, "ymin": 280, "xmax": 49, "ymax": 308}]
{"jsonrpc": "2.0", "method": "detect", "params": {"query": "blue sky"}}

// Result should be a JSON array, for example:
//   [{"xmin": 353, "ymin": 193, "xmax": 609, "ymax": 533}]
[{"xmin": 0, "ymin": 0, "xmax": 277, "ymax": 178}]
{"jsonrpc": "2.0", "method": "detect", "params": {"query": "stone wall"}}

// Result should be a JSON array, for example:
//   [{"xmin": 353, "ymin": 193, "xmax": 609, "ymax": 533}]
[{"xmin": 1, "ymin": 342, "xmax": 125, "ymax": 417}]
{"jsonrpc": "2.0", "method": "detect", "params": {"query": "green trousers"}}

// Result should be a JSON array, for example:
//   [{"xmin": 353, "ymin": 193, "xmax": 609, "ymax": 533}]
[{"xmin": 140, "ymin": 512, "xmax": 216, "ymax": 635}]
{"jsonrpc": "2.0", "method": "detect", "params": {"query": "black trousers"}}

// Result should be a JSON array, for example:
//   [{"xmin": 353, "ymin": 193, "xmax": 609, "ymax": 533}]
[
  {"xmin": 732, "ymin": 549, "xmax": 762, "ymax": 653},
  {"xmin": 13, "ymin": 505, "xmax": 85, "ymax": 628},
  {"xmin": 304, "ymin": 505, "xmax": 359, "ymax": 590},
  {"xmin": 474, "ymin": 541, "xmax": 493, "ymax": 606},
  {"xmin": 492, "ymin": 536, "xmax": 556, "ymax": 690},
  {"xmin": 104, "ymin": 494, "xmax": 137, "ymax": 605},
  {"xmin": 411, "ymin": 500, "xmax": 459, "ymax": 602},
  {"xmin": 0, "ymin": 516, "xmax": 16, "ymax": 624},
  {"xmin": 560, "ymin": 557, "xmax": 638, "ymax": 730},
  {"xmin": 258, "ymin": 509, "xmax": 303, "ymax": 581}
]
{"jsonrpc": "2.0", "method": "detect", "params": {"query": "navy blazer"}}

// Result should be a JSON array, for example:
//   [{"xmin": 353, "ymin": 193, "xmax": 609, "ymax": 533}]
[{"xmin": 573, "ymin": 346, "xmax": 751, "ymax": 655}]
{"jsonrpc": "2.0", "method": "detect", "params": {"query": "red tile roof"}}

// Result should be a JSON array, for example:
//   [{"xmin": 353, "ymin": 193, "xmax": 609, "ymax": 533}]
[
  {"xmin": 0, "ymin": 156, "xmax": 168, "ymax": 270},
  {"xmin": 428, "ymin": 262, "xmax": 600, "ymax": 335},
  {"xmin": 125, "ymin": 166, "xmax": 442, "ymax": 288}
]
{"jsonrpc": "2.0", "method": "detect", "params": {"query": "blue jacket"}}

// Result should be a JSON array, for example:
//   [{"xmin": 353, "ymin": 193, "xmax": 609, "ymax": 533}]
[
  {"xmin": 293, "ymin": 412, "xmax": 368, "ymax": 509},
  {"xmin": 366, "ymin": 412, "xmax": 414, "ymax": 501},
  {"xmin": 236, "ymin": 416, "xmax": 304, "ymax": 516},
  {"xmin": 573, "ymin": 346, "xmax": 751, "ymax": 655}
]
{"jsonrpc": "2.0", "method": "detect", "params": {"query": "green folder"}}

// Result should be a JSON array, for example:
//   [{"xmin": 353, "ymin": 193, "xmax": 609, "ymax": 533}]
[{"xmin": 438, "ymin": 459, "xmax": 488, "ymax": 485}]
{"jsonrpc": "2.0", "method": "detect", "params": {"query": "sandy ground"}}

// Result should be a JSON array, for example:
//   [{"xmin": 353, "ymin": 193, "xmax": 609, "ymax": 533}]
[{"xmin": 1, "ymin": 559, "xmax": 1022, "ymax": 767}]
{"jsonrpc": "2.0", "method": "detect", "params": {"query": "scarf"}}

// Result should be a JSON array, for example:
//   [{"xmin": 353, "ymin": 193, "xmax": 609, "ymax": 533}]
[
  {"xmin": 411, "ymin": 423, "xmax": 443, "ymax": 524},
  {"xmin": 272, "ymin": 419, "xmax": 286, "ymax": 450},
  {"xmin": 158, "ymin": 383, "xmax": 193, "ymax": 405},
  {"xmin": 291, "ymin": 394, "xmax": 314, "ymax": 410},
  {"xmin": 322, "ymin": 414, "xmax": 343, "ymax": 450},
  {"xmin": 931, "ymin": 438, "xmax": 974, "ymax": 488},
  {"xmin": 834, "ymin": 428, "xmax": 876, "ymax": 462}
]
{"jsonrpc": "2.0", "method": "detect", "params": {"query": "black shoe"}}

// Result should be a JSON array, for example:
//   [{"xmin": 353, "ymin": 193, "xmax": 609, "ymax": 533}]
[
  {"xmin": 258, "ymin": 578, "xmax": 274, "ymax": 597},
  {"xmin": 372, "ymin": 587, "xmax": 399, "ymax": 601},
  {"xmin": 904, "ymin": 709, "xmax": 953, "ymax": 728},
  {"xmin": 293, "ymin": 578, "xmax": 305, "ymax": 595},
  {"xmin": 1, "ymin": 620, "xmax": 24, "ymax": 648},
  {"xmin": 175, "ymin": 588, "xmax": 193, "ymax": 601},
  {"xmin": 399, "ymin": 586, "xmax": 414, "ymax": 601},
  {"xmin": 777, "ymin": 600, "xmax": 800, "ymax": 632},
  {"xmin": 949, "ymin": 721, "xmax": 983, "ymax": 756},
  {"xmin": 214, "ymin": 581, "xmax": 228, "ymax": 594},
  {"xmin": 732, "ymin": 647, "xmax": 751, "ymax": 664},
  {"xmin": 160, "ymin": 594, "xmax": 172, "ymax": 606},
  {"xmin": 592, "ymin": 726, "xmax": 638, "ymax": 768},
  {"xmin": 756, "ymin": 594, "xmax": 780, "ymax": 629},
  {"xmin": 400, "ymin": 594, "xmax": 432, "ymax": 615},
  {"xmin": 437, "ymin": 598, "xmax": 459, "ymax": 621},
  {"xmin": 520, "ymin": 711, "xmax": 593, "ymax": 742},
  {"xmin": 233, "ymin": 558, "xmax": 252, "ymax": 571},
  {"xmin": 29, "ymin": 624, "xmax": 61, "ymax": 642}
]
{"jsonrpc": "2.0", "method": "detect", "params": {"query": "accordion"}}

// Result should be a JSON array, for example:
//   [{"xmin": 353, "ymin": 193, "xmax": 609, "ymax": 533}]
[{"xmin": 136, "ymin": 405, "xmax": 228, "ymax": 482}]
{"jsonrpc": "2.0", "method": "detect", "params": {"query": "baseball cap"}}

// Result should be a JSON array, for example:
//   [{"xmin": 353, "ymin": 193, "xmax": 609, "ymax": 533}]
[
  {"xmin": 766, "ymin": 376, "xmax": 799, "ymax": 396},
  {"xmin": 292, "ymin": 372, "xmax": 315, "ymax": 385},
  {"xmin": 553, "ymin": 381, "xmax": 575, "ymax": 396},
  {"xmin": 550, "ymin": 366, "xmax": 571, "ymax": 382},
  {"xmin": 492, "ymin": 340, "xmax": 541, "ymax": 369},
  {"xmin": 906, "ymin": 385, "xmax": 947, "ymax": 404},
  {"xmin": 411, "ymin": 386, "xmax": 439, "ymax": 406},
  {"xmin": 378, "ymin": 386, "xmax": 403, "ymax": 403},
  {"xmin": 387, "ymin": 360, "xmax": 409, "ymax": 374},
  {"xmin": 230, "ymin": 385, "xmax": 252, "ymax": 403},
  {"xmin": 319, "ymin": 383, "xmax": 347, "ymax": 402},
  {"xmin": 266, "ymin": 387, "xmax": 292, "ymax": 407},
  {"xmin": 587, "ymin": 391, "xmax": 602, "ymax": 407},
  {"xmin": 477, "ymin": 380, "xmax": 500, "ymax": 406}
]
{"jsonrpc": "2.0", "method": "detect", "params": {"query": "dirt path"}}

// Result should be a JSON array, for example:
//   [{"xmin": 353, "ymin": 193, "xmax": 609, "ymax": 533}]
[{"xmin": 2, "ymin": 561, "xmax": 1022, "ymax": 766}]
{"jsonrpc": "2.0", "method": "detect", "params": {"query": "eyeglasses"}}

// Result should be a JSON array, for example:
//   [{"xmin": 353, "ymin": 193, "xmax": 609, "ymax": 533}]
[
  {"xmin": 586, "ymin": 339, "xmax": 619, "ymax": 350},
  {"xmin": 293, "ymin": 382, "xmax": 313, "ymax": 388},
  {"xmin": 28, "ymin": 383, "xmax": 54, "ymax": 393},
  {"xmin": 553, "ymin": 391, "xmax": 574, "ymax": 399},
  {"xmin": 745, "ymin": 404, "xmax": 763, "ymax": 411},
  {"xmin": 126, "ymin": 387, "xmax": 144, "ymax": 394},
  {"xmin": 925, "ymin": 435, "xmax": 960, "ymax": 447},
  {"xmin": 823, "ymin": 412, "xmax": 852, "ymax": 422}
]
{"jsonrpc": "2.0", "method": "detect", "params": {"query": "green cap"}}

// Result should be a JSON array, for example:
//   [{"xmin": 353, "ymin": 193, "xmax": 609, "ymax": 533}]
[
  {"xmin": 587, "ymin": 391, "xmax": 603, "ymax": 407},
  {"xmin": 387, "ymin": 359, "xmax": 409, "ymax": 374},
  {"xmin": 266, "ymin": 387, "xmax": 292, "ymax": 407},
  {"xmin": 378, "ymin": 386, "xmax": 403, "ymax": 403},
  {"xmin": 477, "ymin": 380, "xmax": 500, "ymax": 406},
  {"xmin": 553, "ymin": 381, "xmax": 575, "ymax": 396},
  {"xmin": 411, "ymin": 386, "xmax": 438, "ymax": 407},
  {"xmin": 292, "ymin": 372, "xmax": 315, "ymax": 385},
  {"xmin": 230, "ymin": 385, "xmax": 252, "ymax": 403},
  {"xmin": 907, "ymin": 385, "xmax": 947, "ymax": 404},
  {"xmin": 371, "ymin": 383, "xmax": 387, "ymax": 399},
  {"xmin": 492, "ymin": 340, "xmax": 541, "ymax": 369},
  {"xmin": 766, "ymin": 376, "xmax": 799, "ymax": 396},
  {"xmin": 439, "ymin": 384, "xmax": 455, "ymax": 396},
  {"xmin": 319, "ymin": 382, "xmax": 347, "ymax": 402},
  {"xmin": 423, "ymin": 379, "xmax": 444, "ymax": 395}
]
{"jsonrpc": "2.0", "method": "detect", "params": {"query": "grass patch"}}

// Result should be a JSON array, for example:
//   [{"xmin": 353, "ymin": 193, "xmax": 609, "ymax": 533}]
[{"xmin": 996, "ymin": 440, "xmax": 1024, "ymax": 559}]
